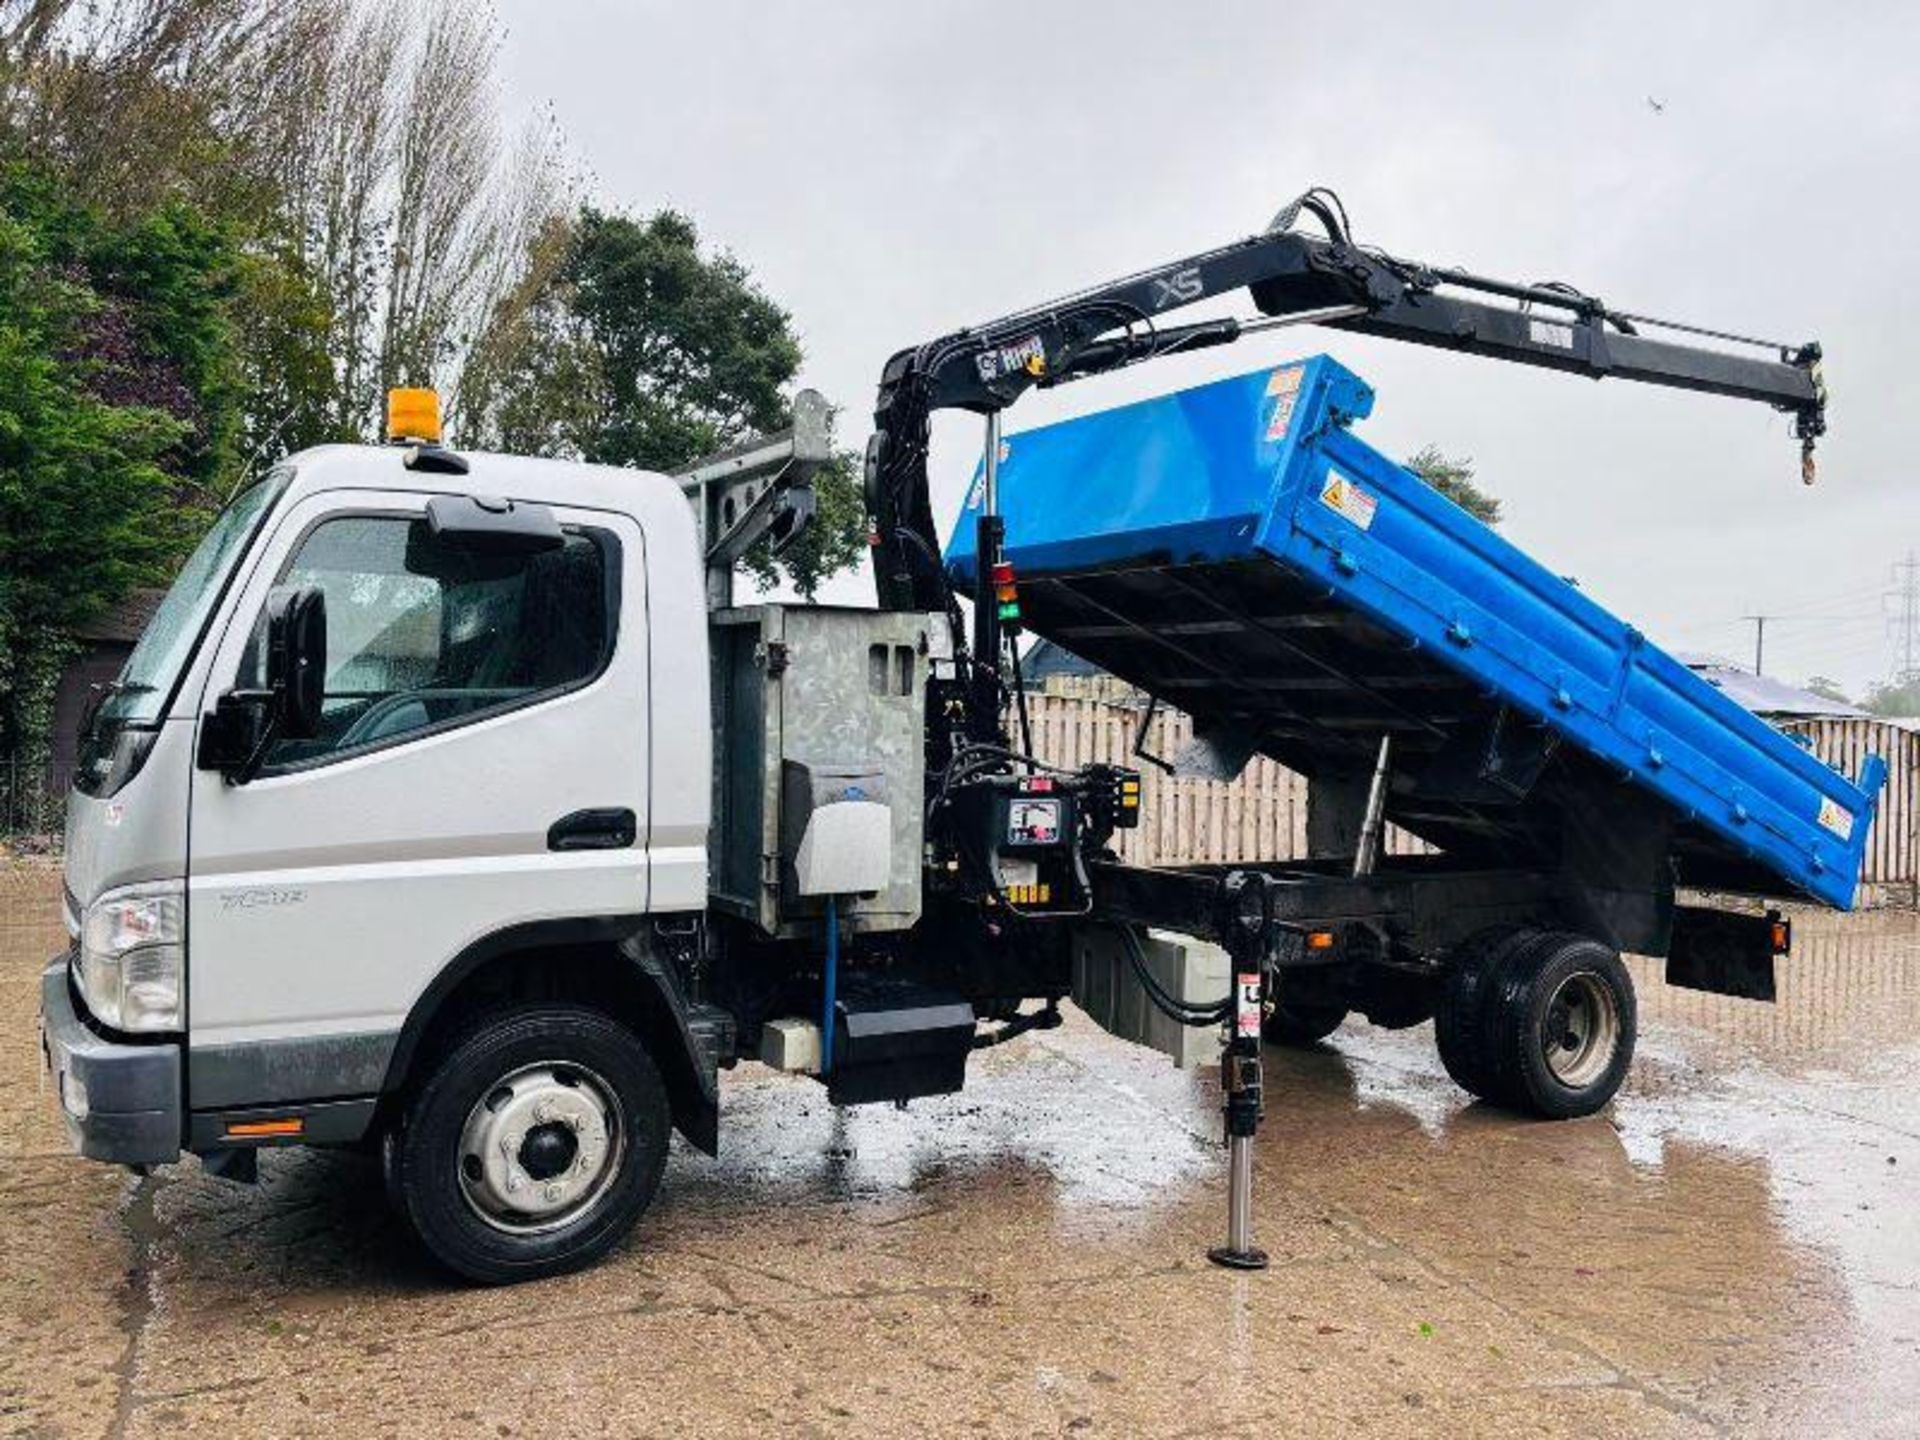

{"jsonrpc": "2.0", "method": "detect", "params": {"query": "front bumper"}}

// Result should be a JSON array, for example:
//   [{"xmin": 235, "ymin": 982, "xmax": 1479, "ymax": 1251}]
[{"xmin": 38, "ymin": 958, "xmax": 181, "ymax": 1165}]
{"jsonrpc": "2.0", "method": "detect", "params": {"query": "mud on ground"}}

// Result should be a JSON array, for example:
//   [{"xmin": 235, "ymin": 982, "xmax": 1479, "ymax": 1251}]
[{"xmin": 3, "ymin": 864, "xmax": 1916, "ymax": 1437}]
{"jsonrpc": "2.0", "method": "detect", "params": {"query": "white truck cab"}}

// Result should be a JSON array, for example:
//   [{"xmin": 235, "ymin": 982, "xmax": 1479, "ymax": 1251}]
[{"xmin": 44, "ymin": 424, "xmax": 722, "ymax": 1280}]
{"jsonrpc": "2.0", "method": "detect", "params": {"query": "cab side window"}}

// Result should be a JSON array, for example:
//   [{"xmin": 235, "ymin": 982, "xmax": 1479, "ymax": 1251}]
[{"xmin": 248, "ymin": 513, "xmax": 613, "ymax": 770}]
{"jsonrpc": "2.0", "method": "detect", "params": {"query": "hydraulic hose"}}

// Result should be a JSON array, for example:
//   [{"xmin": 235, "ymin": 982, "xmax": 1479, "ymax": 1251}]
[
  {"xmin": 1115, "ymin": 924, "xmax": 1233, "ymax": 1029},
  {"xmin": 973, "ymin": 1003, "xmax": 1064, "ymax": 1050}
]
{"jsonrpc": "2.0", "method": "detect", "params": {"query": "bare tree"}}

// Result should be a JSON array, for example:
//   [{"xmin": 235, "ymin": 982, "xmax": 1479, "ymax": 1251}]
[
  {"xmin": 2, "ymin": 0, "xmax": 568, "ymax": 445},
  {"xmin": 0, "ymin": 1, "xmax": 314, "ymax": 217},
  {"xmin": 264, "ymin": 2, "xmax": 567, "ymax": 438}
]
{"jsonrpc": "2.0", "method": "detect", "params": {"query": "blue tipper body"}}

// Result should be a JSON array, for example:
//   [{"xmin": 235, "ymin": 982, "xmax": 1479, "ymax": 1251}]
[{"xmin": 947, "ymin": 355, "xmax": 1884, "ymax": 910}]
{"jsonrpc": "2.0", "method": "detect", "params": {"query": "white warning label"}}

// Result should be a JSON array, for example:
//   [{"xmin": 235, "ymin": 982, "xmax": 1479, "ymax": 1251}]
[
  {"xmin": 1816, "ymin": 796, "xmax": 1854, "ymax": 842},
  {"xmin": 1235, "ymin": 973, "xmax": 1263, "ymax": 1037},
  {"xmin": 1319, "ymin": 470, "xmax": 1377, "ymax": 530},
  {"xmin": 1528, "ymin": 318, "xmax": 1575, "ymax": 350},
  {"xmin": 1265, "ymin": 364, "xmax": 1305, "ymax": 441}
]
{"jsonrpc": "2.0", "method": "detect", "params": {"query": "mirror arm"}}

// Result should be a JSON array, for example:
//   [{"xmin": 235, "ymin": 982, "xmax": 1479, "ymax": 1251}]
[{"xmin": 222, "ymin": 689, "xmax": 278, "ymax": 787}]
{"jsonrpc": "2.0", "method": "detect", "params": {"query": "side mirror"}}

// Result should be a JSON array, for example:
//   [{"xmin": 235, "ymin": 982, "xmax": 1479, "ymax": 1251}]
[{"xmin": 197, "ymin": 584, "xmax": 327, "ymax": 782}]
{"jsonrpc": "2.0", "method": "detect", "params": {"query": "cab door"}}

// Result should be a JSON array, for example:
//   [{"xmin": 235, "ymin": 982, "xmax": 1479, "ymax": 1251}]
[{"xmin": 184, "ymin": 487, "xmax": 650, "ymax": 1103}]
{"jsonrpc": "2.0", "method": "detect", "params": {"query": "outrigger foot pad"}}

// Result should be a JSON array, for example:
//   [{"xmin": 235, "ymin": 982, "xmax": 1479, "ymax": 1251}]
[{"xmin": 1208, "ymin": 1245, "xmax": 1270, "ymax": 1271}]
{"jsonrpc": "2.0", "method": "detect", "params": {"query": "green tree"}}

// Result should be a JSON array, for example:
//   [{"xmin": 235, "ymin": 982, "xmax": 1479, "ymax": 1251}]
[
  {"xmin": 0, "ymin": 201, "xmax": 198, "ymax": 771},
  {"xmin": 228, "ymin": 235, "xmax": 344, "ymax": 484},
  {"xmin": 3, "ymin": 0, "xmax": 563, "ymax": 453},
  {"xmin": 0, "ymin": 0, "xmax": 559, "ymax": 818},
  {"xmin": 465, "ymin": 207, "xmax": 867, "ymax": 599},
  {"xmin": 1407, "ymin": 445, "xmax": 1501, "ymax": 525},
  {"xmin": 567, "ymin": 207, "xmax": 800, "ymax": 469},
  {"xmin": 1864, "ymin": 675, "xmax": 1920, "ymax": 718},
  {"xmin": 1803, "ymin": 675, "xmax": 1853, "ymax": 705}
]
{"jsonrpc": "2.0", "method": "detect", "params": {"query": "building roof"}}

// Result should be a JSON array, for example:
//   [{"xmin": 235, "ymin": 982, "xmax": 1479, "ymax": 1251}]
[
  {"xmin": 1022, "ymin": 637, "xmax": 1105, "ymax": 681},
  {"xmin": 1686, "ymin": 661, "xmax": 1867, "ymax": 719},
  {"xmin": 72, "ymin": 588, "xmax": 167, "ymax": 645}
]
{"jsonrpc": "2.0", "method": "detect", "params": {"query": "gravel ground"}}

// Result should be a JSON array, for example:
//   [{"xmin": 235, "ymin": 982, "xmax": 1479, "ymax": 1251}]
[{"xmin": 4, "ymin": 860, "xmax": 1917, "ymax": 1438}]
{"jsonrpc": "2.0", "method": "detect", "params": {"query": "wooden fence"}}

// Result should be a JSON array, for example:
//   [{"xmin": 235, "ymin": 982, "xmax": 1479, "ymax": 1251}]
[
  {"xmin": 1023, "ymin": 678, "xmax": 1920, "ymax": 905},
  {"xmin": 1778, "ymin": 717, "xmax": 1920, "ymax": 904},
  {"xmin": 1021, "ymin": 678, "xmax": 1427, "ymax": 869}
]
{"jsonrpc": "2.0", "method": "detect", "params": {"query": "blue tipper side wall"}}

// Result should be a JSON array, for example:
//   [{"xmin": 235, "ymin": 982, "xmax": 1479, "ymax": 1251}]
[{"xmin": 947, "ymin": 355, "xmax": 1884, "ymax": 910}]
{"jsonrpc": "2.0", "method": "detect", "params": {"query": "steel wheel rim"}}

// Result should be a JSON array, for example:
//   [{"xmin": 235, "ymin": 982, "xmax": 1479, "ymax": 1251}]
[
  {"xmin": 457, "ymin": 1061, "xmax": 625, "ymax": 1235},
  {"xmin": 1541, "ymin": 972, "xmax": 1619, "ymax": 1089}
]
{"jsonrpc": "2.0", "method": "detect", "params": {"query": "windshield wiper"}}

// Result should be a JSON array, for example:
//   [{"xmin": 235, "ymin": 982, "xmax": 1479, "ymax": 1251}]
[{"xmin": 80, "ymin": 679, "xmax": 157, "ymax": 736}]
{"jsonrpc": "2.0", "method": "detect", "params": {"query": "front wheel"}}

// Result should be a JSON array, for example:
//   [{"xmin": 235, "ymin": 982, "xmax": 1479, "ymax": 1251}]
[{"xmin": 391, "ymin": 1004, "xmax": 671, "ymax": 1284}]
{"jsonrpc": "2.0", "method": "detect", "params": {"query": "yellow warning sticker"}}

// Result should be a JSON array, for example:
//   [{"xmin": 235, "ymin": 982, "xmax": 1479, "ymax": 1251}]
[
  {"xmin": 1816, "ymin": 796, "xmax": 1854, "ymax": 842},
  {"xmin": 1319, "ymin": 470, "xmax": 1377, "ymax": 530}
]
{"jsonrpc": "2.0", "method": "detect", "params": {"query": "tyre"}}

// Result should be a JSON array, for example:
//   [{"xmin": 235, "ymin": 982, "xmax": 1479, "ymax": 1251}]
[
  {"xmin": 1261, "ymin": 983, "xmax": 1347, "ymax": 1046},
  {"xmin": 1434, "ymin": 926, "xmax": 1547, "ymax": 1100},
  {"xmin": 391, "ymin": 1003, "xmax": 671, "ymax": 1284},
  {"xmin": 1489, "ymin": 933, "xmax": 1635, "ymax": 1119}
]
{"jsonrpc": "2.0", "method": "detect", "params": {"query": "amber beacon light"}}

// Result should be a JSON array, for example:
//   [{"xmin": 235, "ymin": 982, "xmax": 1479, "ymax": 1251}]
[{"xmin": 386, "ymin": 387, "xmax": 442, "ymax": 445}]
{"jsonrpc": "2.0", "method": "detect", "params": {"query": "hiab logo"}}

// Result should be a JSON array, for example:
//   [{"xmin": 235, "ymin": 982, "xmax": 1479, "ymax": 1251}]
[{"xmin": 1151, "ymin": 265, "xmax": 1204, "ymax": 309}]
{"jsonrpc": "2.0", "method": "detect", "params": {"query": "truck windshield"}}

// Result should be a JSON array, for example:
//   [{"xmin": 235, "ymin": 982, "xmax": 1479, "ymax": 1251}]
[{"xmin": 94, "ymin": 468, "xmax": 291, "ymax": 728}]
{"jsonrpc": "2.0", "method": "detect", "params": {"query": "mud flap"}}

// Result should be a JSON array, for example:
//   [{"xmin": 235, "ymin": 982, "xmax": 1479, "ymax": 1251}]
[{"xmin": 1665, "ymin": 906, "xmax": 1783, "ymax": 1002}]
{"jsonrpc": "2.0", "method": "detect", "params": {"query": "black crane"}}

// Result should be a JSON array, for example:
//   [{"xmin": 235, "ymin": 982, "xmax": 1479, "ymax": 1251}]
[{"xmin": 862, "ymin": 187, "xmax": 1827, "ymax": 749}]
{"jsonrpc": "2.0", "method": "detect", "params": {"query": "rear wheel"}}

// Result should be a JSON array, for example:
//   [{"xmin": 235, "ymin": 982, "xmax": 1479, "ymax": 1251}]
[
  {"xmin": 1435, "ymin": 926, "xmax": 1543, "ymax": 1099},
  {"xmin": 1436, "ymin": 928, "xmax": 1635, "ymax": 1118},
  {"xmin": 391, "ymin": 1004, "xmax": 670, "ymax": 1284},
  {"xmin": 1493, "ymin": 935, "xmax": 1635, "ymax": 1118}
]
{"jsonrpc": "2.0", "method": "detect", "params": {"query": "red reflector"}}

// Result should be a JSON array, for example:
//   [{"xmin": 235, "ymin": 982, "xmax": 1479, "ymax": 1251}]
[{"xmin": 1027, "ymin": 776, "xmax": 1054, "ymax": 792}]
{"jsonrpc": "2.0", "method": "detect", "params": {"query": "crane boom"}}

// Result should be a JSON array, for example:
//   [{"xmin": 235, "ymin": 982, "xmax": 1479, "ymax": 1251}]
[{"xmin": 864, "ymin": 190, "xmax": 1827, "ymax": 628}]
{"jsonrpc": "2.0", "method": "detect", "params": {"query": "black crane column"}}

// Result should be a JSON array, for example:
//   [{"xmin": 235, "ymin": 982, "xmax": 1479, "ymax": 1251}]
[{"xmin": 969, "ymin": 411, "xmax": 1008, "ymax": 744}]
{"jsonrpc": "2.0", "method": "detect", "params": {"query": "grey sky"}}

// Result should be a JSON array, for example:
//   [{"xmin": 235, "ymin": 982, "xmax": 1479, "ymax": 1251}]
[{"xmin": 499, "ymin": 0, "xmax": 1917, "ymax": 695}]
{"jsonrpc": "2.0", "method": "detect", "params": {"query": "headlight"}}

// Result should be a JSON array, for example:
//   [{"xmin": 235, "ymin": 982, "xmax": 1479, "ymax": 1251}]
[{"xmin": 77, "ymin": 880, "xmax": 183, "ymax": 1033}]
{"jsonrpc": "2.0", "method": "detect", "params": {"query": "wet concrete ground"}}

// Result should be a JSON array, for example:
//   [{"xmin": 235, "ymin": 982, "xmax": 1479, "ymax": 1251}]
[{"xmin": 3, "ymin": 860, "xmax": 1917, "ymax": 1438}]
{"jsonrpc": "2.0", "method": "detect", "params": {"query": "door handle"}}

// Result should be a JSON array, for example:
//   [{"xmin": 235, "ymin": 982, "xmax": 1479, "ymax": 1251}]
[{"xmin": 547, "ymin": 808, "xmax": 637, "ymax": 851}]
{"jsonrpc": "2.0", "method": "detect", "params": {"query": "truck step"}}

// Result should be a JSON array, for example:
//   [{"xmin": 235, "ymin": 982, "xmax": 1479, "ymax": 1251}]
[
  {"xmin": 823, "ymin": 975, "xmax": 975, "ymax": 1107},
  {"xmin": 684, "ymin": 1002, "xmax": 737, "ymax": 1072}
]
